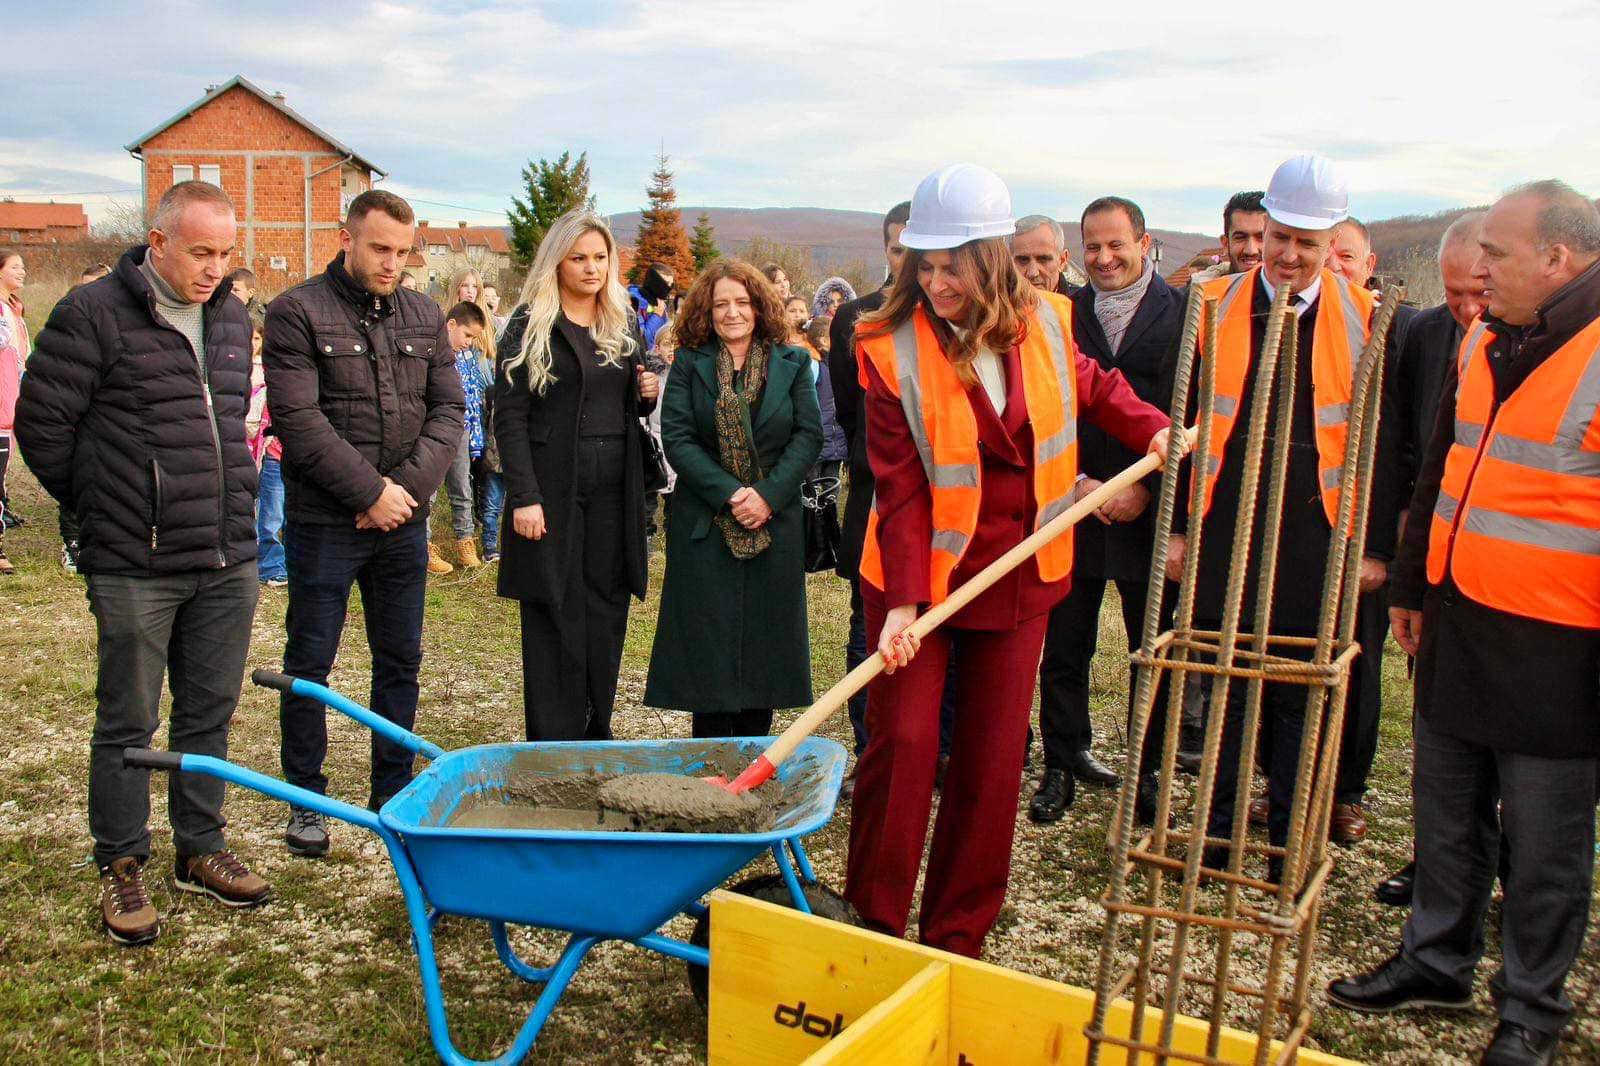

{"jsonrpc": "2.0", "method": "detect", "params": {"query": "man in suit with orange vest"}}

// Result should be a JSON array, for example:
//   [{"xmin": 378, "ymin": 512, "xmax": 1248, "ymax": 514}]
[
  {"xmin": 1165, "ymin": 153, "xmax": 1401, "ymax": 878},
  {"xmin": 1328, "ymin": 181, "xmax": 1600, "ymax": 1066}
]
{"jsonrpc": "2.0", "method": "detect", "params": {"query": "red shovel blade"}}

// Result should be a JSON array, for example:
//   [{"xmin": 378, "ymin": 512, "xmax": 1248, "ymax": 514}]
[{"xmin": 702, "ymin": 754, "xmax": 776, "ymax": 796}]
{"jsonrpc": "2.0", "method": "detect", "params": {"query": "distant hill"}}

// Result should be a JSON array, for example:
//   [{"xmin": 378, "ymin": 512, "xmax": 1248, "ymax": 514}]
[{"xmin": 605, "ymin": 206, "xmax": 1216, "ymax": 280}]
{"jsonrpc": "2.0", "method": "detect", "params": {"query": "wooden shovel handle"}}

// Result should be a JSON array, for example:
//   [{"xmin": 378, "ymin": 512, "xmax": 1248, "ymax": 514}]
[{"xmin": 755, "ymin": 430, "xmax": 1195, "ymax": 778}]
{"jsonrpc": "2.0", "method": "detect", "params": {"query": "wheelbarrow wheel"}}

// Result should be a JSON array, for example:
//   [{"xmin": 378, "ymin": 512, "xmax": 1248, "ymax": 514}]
[{"xmin": 685, "ymin": 873, "xmax": 859, "ymax": 1010}]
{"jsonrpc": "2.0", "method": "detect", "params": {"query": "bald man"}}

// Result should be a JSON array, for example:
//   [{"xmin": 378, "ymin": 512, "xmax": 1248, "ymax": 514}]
[{"xmin": 1330, "ymin": 181, "xmax": 1600, "ymax": 1066}]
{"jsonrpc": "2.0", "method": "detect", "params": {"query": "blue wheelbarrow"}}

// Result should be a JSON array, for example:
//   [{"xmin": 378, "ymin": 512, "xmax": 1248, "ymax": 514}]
[{"xmin": 123, "ymin": 670, "xmax": 851, "ymax": 1065}]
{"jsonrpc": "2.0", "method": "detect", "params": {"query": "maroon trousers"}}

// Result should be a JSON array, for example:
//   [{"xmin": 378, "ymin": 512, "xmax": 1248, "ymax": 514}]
[{"xmin": 845, "ymin": 592, "xmax": 1049, "ymax": 957}]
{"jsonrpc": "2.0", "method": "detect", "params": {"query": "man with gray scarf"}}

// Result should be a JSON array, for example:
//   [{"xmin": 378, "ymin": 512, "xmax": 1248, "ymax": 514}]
[{"xmin": 1027, "ymin": 196, "xmax": 1185, "ymax": 824}]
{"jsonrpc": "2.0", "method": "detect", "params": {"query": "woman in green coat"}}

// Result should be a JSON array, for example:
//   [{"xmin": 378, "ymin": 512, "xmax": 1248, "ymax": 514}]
[{"xmin": 644, "ymin": 260, "xmax": 824, "ymax": 737}]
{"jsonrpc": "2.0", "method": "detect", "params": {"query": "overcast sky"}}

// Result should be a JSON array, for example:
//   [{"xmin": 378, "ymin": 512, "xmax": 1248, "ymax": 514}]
[{"xmin": 5, "ymin": 0, "xmax": 1596, "ymax": 235}]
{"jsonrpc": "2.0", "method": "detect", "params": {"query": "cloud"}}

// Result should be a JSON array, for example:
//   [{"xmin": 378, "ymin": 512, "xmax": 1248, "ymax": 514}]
[{"xmin": 4, "ymin": 0, "xmax": 1599, "ymax": 235}]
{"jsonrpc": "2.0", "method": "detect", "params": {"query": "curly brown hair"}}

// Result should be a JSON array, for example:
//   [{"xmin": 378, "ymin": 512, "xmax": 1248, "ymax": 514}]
[{"xmin": 674, "ymin": 260, "xmax": 790, "ymax": 351}]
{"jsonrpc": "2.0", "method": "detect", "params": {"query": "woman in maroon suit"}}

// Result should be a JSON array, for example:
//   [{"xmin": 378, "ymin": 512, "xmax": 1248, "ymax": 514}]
[{"xmin": 845, "ymin": 165, "xmax": 1177, "ymax": 957}]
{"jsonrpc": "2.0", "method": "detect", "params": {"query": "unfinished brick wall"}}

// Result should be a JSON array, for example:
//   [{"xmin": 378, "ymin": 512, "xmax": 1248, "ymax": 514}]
[{"xmin": 135, "ymin": 85, "xmax": 374, "ymax": 294}]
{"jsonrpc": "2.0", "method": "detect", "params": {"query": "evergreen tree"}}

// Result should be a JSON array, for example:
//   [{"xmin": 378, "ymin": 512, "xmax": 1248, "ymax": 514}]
[
  {"xmin": 508, "ymin": 151, "xmax": 594, "ymax": 267},
  {"xmin": 629, "ymin": 153, "xmax": 695, "ymax": 286},
  {"xmin": 690, "ymin": 212, "xmax": 721, "ymax": 271}
]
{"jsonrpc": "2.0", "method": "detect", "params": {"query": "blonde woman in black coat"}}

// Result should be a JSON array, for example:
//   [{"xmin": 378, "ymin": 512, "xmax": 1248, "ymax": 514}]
[{"xmin": 495, "ymin": 211, "xmax": 659, "ymax": 740}]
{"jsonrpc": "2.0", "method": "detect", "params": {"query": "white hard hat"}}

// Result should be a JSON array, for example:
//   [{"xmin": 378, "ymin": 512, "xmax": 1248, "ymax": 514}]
[
  {"xmin": 900, "ymin": 164, "xmax": 1016, "ymax": 250},
  {"xmin": 1262, "ymin": 153, "xmax": 1349, "ymax": 231}
]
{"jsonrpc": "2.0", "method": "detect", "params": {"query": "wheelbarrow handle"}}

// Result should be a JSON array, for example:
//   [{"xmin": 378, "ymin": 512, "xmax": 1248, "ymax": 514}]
[
  {"xmin": 251, "ymin": 669, "xmax": 447, "ymax": 761},
  {"xmin": 122, "ymin": 748, "xmax": 383, "ymax": 831}
]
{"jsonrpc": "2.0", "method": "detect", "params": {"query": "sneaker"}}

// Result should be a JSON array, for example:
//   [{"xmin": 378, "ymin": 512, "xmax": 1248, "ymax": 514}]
[
  {"xmin": 175, "ymin": 850, "xmax": 272, "ymax": 907},
  {"xmin": 285, "ymin": 807, "xmax": 330, "ymax": 857},
  {"xmin": 484, "ymin": 549, "xmax": 501, "ymax": 564},
  {"xmin": 261, "ymin": 576, "xmax": 288, "ymax": 588},
  {"xmin": 100, "ymin": 856, "xmax": 160, "ymax": 945},
  {"xmin": 426, "ymin": 541, "xmax": 454, "ymax": 576},
  {"xmin": 61, "ymin": 540, "xmax": 80, "ymax": 574}
]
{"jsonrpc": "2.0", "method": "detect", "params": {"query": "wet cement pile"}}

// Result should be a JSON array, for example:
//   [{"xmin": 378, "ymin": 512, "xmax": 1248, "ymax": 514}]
[{"xmin": 440, "ymin": 744, "xmax": 792, "ymax": 835}]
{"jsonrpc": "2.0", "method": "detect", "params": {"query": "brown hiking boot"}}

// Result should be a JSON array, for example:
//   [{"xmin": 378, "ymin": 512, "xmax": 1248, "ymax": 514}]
[
  {"xmin": 456, "ymin": 537, "xmax": 482, "ymax": 568},
  {"xmin": 175, "ymin": 850, "xmax": 272, "ymax": 907},
  {"xmin": 427, "ymin": 541, "xmax": 454, "ymax": 575},
  {"xmin": 100, "ymin": 857, "xmax": 159, "ymax": 945}
]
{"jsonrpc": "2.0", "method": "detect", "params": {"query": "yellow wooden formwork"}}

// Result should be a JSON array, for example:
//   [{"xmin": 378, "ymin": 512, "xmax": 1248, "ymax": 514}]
[{"xmin": 706, "ymin": 892, "xmax": 1359, "ymax": 1066}]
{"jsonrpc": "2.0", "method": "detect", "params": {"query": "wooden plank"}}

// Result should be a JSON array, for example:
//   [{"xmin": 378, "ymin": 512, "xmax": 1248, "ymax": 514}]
[
  {"xmin": 806, "ymin": 962, "xmax": 950, "ymax": 1065},
  {"xmin": 706, "ymin": 893, "xmax": 1361, "ymax": 1066},
  {"xmin": 706, "ymin": 890, "xmax": 933, "ymax": 1065}
]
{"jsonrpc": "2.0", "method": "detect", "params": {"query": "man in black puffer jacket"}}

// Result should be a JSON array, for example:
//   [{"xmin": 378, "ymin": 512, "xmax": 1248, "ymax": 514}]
[
  {"xmin": 263, "ymin": 190, "xmax": 462, "ymax": 857},
  {"xmin": 16, "ymin": 181, "xmax": 271, "ymax": 946}
]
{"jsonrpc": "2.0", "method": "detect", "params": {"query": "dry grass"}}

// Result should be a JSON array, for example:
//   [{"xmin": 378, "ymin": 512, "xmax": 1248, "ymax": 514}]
[{"xmin": 1, "ymin": 462, "xmax": 1597, "ymax": 1064}]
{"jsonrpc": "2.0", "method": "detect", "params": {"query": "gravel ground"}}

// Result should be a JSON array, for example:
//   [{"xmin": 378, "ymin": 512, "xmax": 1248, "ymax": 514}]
[{"xmin": 2, "ymin": 465, "xmax": 1597, "ymax": 1064}]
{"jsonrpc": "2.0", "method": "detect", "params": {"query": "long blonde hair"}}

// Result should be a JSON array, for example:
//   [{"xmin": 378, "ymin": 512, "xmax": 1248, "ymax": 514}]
[
  {"xmin": 447, "ymin": 267, "xmax": 497, "ymax": 362},
  {"xmin": 504, "ymin": 210, "xmax": 635, "ymax": 394}
]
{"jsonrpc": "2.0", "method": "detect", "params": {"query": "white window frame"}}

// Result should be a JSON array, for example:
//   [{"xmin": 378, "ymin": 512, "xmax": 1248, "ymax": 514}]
[
  {"xmin": 198, "ymin": 164, "xmax": 222, "ymax": 187},
  {"xmin": 172, "ymin": 164, "xmax": 194, "ymax": 183}
]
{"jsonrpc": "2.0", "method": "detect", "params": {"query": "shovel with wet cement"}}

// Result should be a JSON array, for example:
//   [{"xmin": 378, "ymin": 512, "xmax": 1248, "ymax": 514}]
[{"xmin": 598, "ymin": 430, "xmax": 1195, "ymax": 828}]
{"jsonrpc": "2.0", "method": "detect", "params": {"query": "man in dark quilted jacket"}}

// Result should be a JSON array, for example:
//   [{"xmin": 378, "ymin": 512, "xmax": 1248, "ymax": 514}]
[{"xmin": 16, "ymin": 180, "xmax": 272, "ymax": 946}]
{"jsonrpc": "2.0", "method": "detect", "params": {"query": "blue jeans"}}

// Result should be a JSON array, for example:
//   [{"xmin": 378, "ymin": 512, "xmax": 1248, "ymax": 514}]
[
  {"xmin": 279, "ymin": 520, "xmax": 428, "ymax": 804},
  {"xmin": 256, "ymin": 458, "xmax": 287, "ymax": 581},
  {"xmin": 481, "ymin": 471, "xmax": 505, "ymax": 556}
]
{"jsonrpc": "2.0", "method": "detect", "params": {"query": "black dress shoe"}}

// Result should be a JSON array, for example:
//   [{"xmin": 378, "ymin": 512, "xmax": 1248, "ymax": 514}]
[
  {"xmin": 1175, "ymin": 721, "xmax": 1205, "ymax": 773},
  {"xmin": 1028, "ymin": 768, "xmax": 1074, "ymax": 824},
  {"xmin": 1327, "ymin": 953, "xmax": 1472, "ymax": 1014},
  {"xmin": 1135, "ymin": 774, "xmax": 1159, "ymax": 827},
  {"xmin": 1481, "ymin": 1020, "xmax": 1559, "ymax": 1065},
  {"xmin": 1374, "ymin": 859, "xmax": 1415, "ymax": 907},
  {"xmin": 1067, "ymin": 749, "xmax": 1121, "ymax": 788}
]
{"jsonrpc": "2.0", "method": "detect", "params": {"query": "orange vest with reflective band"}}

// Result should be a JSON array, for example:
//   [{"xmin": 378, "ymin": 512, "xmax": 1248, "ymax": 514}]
[
  {"xmin": 1425, "ymin": 314, "xmax": 1600, "ymax": 627},
  {"xmin": 857, "ymin": 292, "xmax": 1079, "ymax": 605},
  {"xmin": 1194, "ymin": 267, "xmax": 1374, "ymax": 526}
]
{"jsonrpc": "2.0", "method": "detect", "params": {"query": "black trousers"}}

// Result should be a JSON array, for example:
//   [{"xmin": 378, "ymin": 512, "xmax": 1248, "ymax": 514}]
[
  {"xmin": 520, "ymin": 437, "xmax": 629, "ymax": 741},
  {"xmin": 1403, "ymin": 715, "xmax": 1597, "ymax": 1036},
  {"xmin": 692, "ymin": 708, "xmax": 774, "ymax": 738},
  {"xmin": 1334, "ymin": 587, "xmax": 1388, "ymax": 804},
  {"xmin": 1037, "ymin": 576, "xmax": 1156, "ymax": 771},
  {"xmin": 86, "ymin": 563, "xmax": 259, "ymax": 866}
]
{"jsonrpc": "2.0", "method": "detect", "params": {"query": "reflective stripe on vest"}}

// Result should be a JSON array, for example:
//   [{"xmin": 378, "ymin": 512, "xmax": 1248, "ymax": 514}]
[
  {"xmin": 1426, "ymin": 315, "xmax": 1600, "ymax": 626},
  {"xmin": 1195, "ymin": 267, "xmax": 1373, "ymax": 526},
  {"xmin": 856, "ymin": 294, "xmax": 1079, "ymax": 604}
]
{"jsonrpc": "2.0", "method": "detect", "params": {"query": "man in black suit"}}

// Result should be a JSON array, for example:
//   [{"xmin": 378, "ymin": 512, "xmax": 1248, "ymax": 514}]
[
  {"xmin": 1368, "ymin": 210, "xmax": 1490, "ymax": 904},
  {"xmin": 829, "ymin": 201, "xmax": 910, "ymax": 796},
  {"xmin": 1028, "ymin": 197, "xmax": 1182, "ymax": 823}
]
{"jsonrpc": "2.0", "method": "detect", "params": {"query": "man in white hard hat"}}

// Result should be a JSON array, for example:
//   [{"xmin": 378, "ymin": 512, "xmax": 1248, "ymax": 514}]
[{"xmin": 1165, "ymin": 153, "xmax": 1400, "ymax": 880}]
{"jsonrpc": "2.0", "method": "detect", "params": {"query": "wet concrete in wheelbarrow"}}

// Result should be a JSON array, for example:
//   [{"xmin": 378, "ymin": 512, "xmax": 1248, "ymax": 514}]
[{"xmin": 440, "ymin": 743, "xmax": 816, "ymax": 835}]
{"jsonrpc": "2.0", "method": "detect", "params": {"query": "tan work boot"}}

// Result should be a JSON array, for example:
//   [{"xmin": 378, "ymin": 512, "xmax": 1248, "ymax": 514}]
[
  {"xmin": 175, "ymin": 850, "xmax": 272, "ymax": 907},
  {"xmin": 456, "ymin": 537, "xmax": 482, "ymax": 568},
  {"xmin": 427, "ymin": 541, "xmax": 454, "ymax": 575},
  {"xmin": 100, "ymin": 856, "xmax": 160, "ymax": 945}
]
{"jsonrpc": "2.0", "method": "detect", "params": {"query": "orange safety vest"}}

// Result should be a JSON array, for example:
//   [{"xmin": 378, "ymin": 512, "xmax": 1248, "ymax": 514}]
[
  {"xmin": 857, "ymin": 291, "xmax": 1079, "ymax": 605},
  {"xmin": 1194, "ymin": 267, "xmax": 1374, "ymax": 526},
  {"xmin": 1425, "ymin": 314, "xmax": 1600, "ymax": 628}
]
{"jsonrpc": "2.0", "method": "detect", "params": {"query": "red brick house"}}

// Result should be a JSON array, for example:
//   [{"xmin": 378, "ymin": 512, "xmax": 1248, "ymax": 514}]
[
  {"xmin": 0, "ymin": 201, "xmax": 90, "ymax": 245},
  {"xmin": 125, "ymin": 75, "xmax": 384, "ymax": 291},
  {"xmin": 412, "ymin": 221, "xmax": 514, "ymax": 291}
]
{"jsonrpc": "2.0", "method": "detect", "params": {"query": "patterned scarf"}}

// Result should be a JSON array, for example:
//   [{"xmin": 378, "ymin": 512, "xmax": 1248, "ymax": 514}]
[
  {"xmin": 1091, "ymin": 258, "xmax": 1154, "ymax": 356},
  {"xmin": 712, "ymin": 340, "xmax": 773, "ymax": 559}
]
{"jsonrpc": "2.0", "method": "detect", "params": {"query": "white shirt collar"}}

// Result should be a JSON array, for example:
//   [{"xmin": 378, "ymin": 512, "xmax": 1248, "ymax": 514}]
[{"xmin": 1258, "ymin": 270, "xmax": 1321, "ymax": 317}]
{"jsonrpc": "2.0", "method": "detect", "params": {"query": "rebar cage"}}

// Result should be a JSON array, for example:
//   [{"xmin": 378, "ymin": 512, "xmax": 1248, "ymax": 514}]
[{"xmin": 1084, "ymin": 279, "xmax": 1404, "ymax": 1065}]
